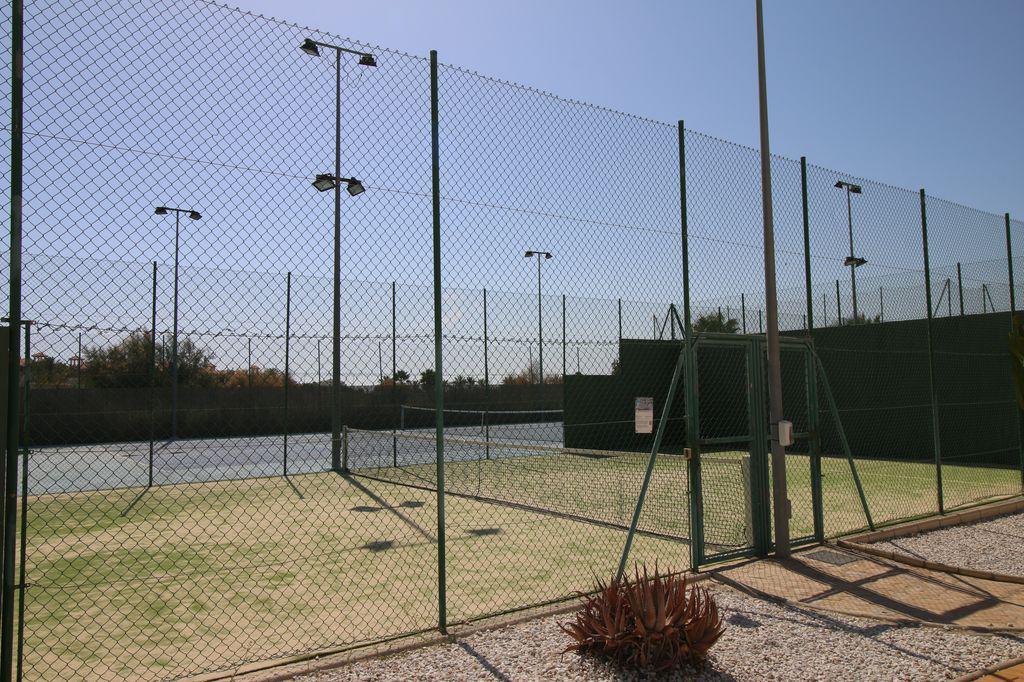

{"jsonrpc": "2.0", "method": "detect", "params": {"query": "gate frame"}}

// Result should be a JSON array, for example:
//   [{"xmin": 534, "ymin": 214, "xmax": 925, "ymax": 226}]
[{"xmin": 691, "ymin": 333, "xmax": 822, "ymax": 565}]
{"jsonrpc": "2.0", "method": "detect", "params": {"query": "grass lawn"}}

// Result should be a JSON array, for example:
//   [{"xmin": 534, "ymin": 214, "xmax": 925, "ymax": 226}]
[{"xmin": 17, "ymin": 444, "xmax": 1019, "ymax": 680}]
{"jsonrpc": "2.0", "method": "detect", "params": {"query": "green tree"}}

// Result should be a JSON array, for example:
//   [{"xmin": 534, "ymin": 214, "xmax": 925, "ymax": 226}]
[
  {"xmin": 83, "ymin": 331, "xmax": 215, "ymax": 388},
  {"xmin": 693, "ymin": 311, "xmax": 739, "ymax": 334}
]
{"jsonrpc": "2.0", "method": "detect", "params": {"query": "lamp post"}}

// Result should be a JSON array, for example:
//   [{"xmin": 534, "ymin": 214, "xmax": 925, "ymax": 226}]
[
  {"xmin": 300, "ymin": 37, "xmax": 375, "ymax": 473},
  {"xmin": 525, "ymin": 250, "xmax": 552, "ymax": 411},
  {"xmin": 154, "ymin": 205, "xmax": 201, "ymax": 440},
  {"xmin": 835, "ymin": 180, "xmax": 866, "ymax": 322}
]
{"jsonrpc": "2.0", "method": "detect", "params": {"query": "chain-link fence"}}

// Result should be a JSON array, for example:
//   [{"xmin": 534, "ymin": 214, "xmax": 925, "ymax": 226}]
[{"xmin": 1, "ymin": 0, "xmax": 1021, "ymax": 678}]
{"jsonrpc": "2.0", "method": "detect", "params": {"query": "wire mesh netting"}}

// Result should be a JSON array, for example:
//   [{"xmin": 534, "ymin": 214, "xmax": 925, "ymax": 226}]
[{"xmin": 1, "ymin": 0, "xmax": 1021, "ymax": 678}]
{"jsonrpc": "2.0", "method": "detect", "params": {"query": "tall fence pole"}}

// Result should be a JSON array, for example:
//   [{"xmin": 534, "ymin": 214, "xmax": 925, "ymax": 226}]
[
  {"xmin": 76, "ymin": 332, "xmax": 81, "ymax": 388},
  {"xmin": 561, "ymin": 294, "xmax": 566, "ymax": 380},
  {"xmin": 429, "ymin": 49, "xmax": 447, "ymax": 635},
  {"xmin": 879, "ymin": 287, "xmax": 884, "ymax": 323},
  {"xmin": 920, "ymin": 190, "xmax": 943, "ymax": 514},
  {"xmin": 741, "ymin": 293, "xmax": 747, "ymax": 333},
  {"xmin": 1006, "ymin": 213, "xmax": 1022, "ymax": 489},
  {"xmin": 483, "ymin": 288, "xmax": 490, "ymax": 460},
  {"xmin": 283, "ymin": 272, "xmax": 291, "ymax": 476},
  {"xmin": 800, "ymin": 156, "xmax": 823, "ymax": 541},
  {"xmin": 15, "ymin": 322, "xmax": 29, "ymax": 681},
  {"xmin": 835, "ymin": 279, "xmax": 842, "ymax": 325},
  {"xmin": 149, "ymin": 262, "xmax": 157, "ymax": 488},
  {"xmin": 2, "ymin": 0, "xmax": 25, "ymax": 673},
  {"xmin": 617, "ymin": 298, "xmax": 622, "ymax": 351},
  {"xmin": 956, "ymin": 262, "xmax": 964, "ymax": 316},
  {"xmin": 392, "ymin": 281, "xmax": 397, "ymax": 466},
  {"xmin": 755, "ymin": 0, "xmax": 790, "ymax": 556},
  {"xmin": 679, "ymin": 120, "xmax": 702, "ymax": 570}
]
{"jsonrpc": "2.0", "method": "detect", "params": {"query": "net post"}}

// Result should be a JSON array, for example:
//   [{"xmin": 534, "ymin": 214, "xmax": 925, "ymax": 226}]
[
  {"xmin": 149, "ymin": 261, "xmax": 157, "ymax": 488},
  {"xmin": 283, "ymin": 272, "xmax": 291, "ymax": 477},
  {"xmin": 920, "ymin": 189, "xmax": 943, "ymax": 514},
  {"xmin": 429, "ymin": 49, "xmax": 448, "ymax": 635},
  {"xmin": 800, "ymin": 158, "xmax": 823, "ymax": 541}
]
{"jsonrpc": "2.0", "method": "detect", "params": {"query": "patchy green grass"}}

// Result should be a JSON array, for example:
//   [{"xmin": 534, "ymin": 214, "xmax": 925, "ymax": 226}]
[{"xmin": 18, "ymin": 447, "xmax": 1018, "ymax": 680}]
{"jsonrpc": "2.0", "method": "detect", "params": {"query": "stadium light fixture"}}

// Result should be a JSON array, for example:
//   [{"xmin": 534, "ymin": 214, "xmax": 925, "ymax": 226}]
[{"xmin": 312, "ymin": 174, "xmax": 364, "ymax": 195}]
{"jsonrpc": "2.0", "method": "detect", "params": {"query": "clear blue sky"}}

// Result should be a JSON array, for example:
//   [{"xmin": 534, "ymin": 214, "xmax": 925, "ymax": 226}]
[{"xmin": 236, "ymin": 0, "xmax": 1024, "ymax": 218}]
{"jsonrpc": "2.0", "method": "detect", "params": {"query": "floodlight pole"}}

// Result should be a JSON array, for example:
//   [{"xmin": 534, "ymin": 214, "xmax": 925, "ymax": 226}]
[
  {"xmin": 843, "ymin": 184, "xmax": 859, "ymax": 321},
  {"xmin": 525, "ymin": 251, "xmax": 552, "ymax": 410},
  {"xmin": 755, "ymin": 0, "xmax": 790, "ymax": 557},
  {"xmin": 155, "ymin": 206, "xmax": 200, "ymax": 441},
  {"xmin": 172, "ymin": 209, "xmax": 180, "ymax": 439},
  {"xmin": 300, "ymin": 38, "xmax": 375, "ymax": 473}
]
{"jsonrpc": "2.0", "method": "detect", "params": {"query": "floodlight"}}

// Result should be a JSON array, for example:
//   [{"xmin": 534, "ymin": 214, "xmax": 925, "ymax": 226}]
[
  {"xmin": 345, "ymin": 179, "xmax": 365, "ymax": 196},
  {"xmin": 358, "ymin": 53, "xmax": 377, "ymax": 67},
  {"xmin": 843, "ymin": 256, "xmax": 867, "ymax": 268},
  {"xmin": 524, "ymin": 251, "xmax": 534, "ymax": 258},
  {"xmin": 188, "ymin": 210, "xmax": 201, "ymax": 220},
  {"xmin": 155, "ymin": 206, "xmax": 168, "ymax": 215},
  {"xmin": 300, "ymin": 39, "xmax": 320, "ymax": 57},
  {"xmin": 313, "ymin": 174, "xmax": 337, "ymax": 192},
  {"xmin": 544, "ymin": 252, "xmax": 552, "ymax": 260}
]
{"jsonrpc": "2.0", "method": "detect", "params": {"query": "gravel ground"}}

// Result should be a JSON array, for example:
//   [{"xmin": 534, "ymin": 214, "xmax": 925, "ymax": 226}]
[
  {"xmin": 294, "ymin": 585, "xmax": 1024, "ymax": 681},
  {"xmin": 871, "ymin": 511, "xmax": 1024, "ymax": 577}
]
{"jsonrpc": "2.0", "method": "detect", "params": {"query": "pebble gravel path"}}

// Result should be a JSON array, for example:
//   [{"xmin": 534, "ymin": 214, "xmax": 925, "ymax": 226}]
[
  {"xmin": 871, "ymin": 511, "xmax": 1024, "ymax": 577},
  {"xmin": 294, "ymin": 586, "xmax": 1024, "ymax": 681}
]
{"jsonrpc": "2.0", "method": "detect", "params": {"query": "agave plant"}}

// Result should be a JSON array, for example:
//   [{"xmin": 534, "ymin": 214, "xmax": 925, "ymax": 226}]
[{"xmin": 561, "ymin": 565, "xmax": 724, "ymax": 672}]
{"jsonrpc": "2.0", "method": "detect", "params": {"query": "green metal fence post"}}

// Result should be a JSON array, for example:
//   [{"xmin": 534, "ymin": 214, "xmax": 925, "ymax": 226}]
[
  {"xmin": 149, "ymin": 262, "xmax": 157, "ymax": 488},
  {"xmin": 1006, "ymin": 213, "xmax": 1022, "ymax": 490},
  {"xmin": 879, "ymin": 287, "xmax": 884, "ymax": 323},
  {"xmin": 561, "ymin": 294, "xmax": 566, "ymax": 379},
  {"xmin": 741, "ymin": 293, "xmax": 747, "ymax": 334},
  {"xmin": 392, "ymin": 281, "xmax": 397, "ymax": 467},
  {"xmin": 429, "ymin": 49, "xmax": 448, "ymax": 635},
  {"xmin": 679, "ymin": 120, "xmax": 703, "ymax": 570},
  {"xmin": 956, "ymin": 263, "xmax": 964, "ymax": 316},
  {"xmin": 483, "ymin": 287, "xmax": 489, "ymax": 460},
  {"xmin": 835, "ymin": 279, "xmax": 842, "ymax": 325},
  {"xmin": 283, "ymin": 272, "xmax": 291, "ymax": 476},
  {"xmin": 2, "ymin": 0, "xmax": 24, "ymax": 672},
  {"xmin": 800, "ymin": 156, "xmax": 823, "ymax": 542},
  {"xmin": 617, "ymin": 298, "xmax": 622, "ymax": 348},
  {"xmin": 920, "ymin": 190, "xmax": 943, "ymax": 514},
  {"xmin": 16, "ymin": 322, "xmax": 29, "ymax": 681}
]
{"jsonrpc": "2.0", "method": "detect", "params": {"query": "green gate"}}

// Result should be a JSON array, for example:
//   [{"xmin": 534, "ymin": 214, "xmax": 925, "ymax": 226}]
[{"xmin": 688, "ymin": 334, "xmax": 823, "ymax": 565}]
